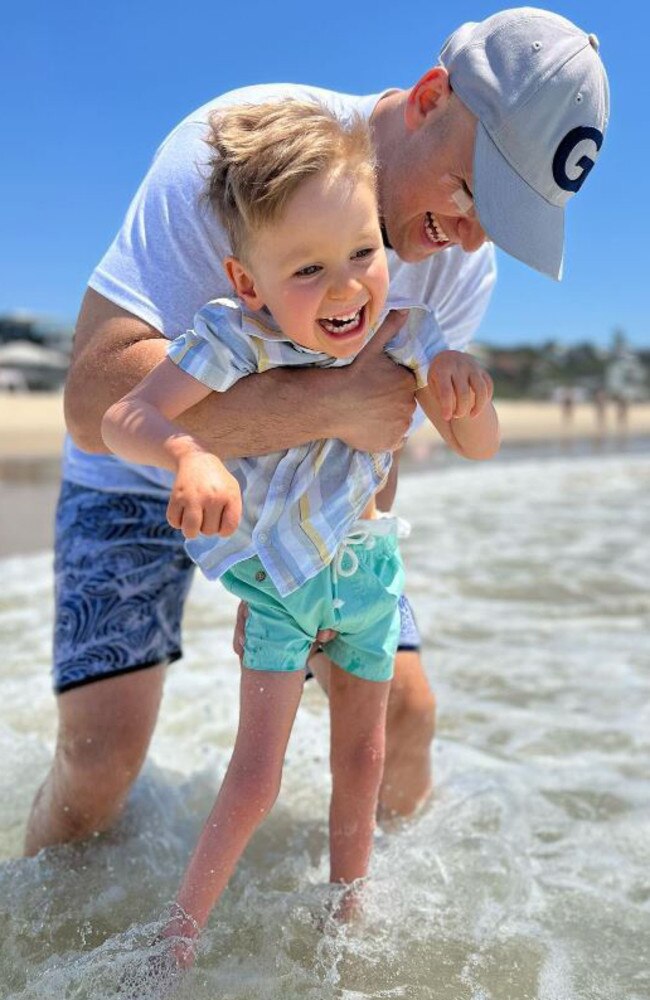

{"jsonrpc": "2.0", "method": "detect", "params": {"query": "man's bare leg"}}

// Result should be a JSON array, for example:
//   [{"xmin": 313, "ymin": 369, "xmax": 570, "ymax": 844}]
[
  {"xmin": 308, "ymin": 648, "xmax": 435, "ymax": 821},
  {"xmin": 378, "ymin": 649, "xmax": 435, "ymax": 820},
  {"xmin": 24, "ymin": 665, "xmax": 165, "ymax": 855}
]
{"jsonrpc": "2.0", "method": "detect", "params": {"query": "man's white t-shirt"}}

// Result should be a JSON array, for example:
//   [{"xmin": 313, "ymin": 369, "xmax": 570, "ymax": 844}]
[{"xmin": 64, "ymin": 83, "xmax": 497, "ymax": 497}]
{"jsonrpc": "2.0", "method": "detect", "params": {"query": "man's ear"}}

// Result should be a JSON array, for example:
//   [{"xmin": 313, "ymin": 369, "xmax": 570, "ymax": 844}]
[
  {"xmin": 223, "ymin": 256, "xmax": 265, "ymax": 310},
  {"xmin": 404, "ymin": 67, "xmax": 452, "ymax": 131}
]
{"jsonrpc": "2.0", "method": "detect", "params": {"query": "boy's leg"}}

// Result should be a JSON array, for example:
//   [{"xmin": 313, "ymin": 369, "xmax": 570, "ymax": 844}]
[
  {"xmin": 167, "ymin": 668, "xmax": 305, "ymax": 942},
  {"xmin": 24, "ymin": 482, "xmax": 194, "ymax": 855},
  {"xmin": 328, "ymin": 663, "xmax": 391, "ymax": 886},
  {"xmin": 307, "ymin": 596, "xmax": 435, "ymax": 821}
]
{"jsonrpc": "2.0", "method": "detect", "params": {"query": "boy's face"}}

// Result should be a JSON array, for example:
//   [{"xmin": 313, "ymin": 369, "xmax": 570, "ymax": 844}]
[{"xmin": 226, "ymin": 171, "xmax": 389, "ymax": 359}]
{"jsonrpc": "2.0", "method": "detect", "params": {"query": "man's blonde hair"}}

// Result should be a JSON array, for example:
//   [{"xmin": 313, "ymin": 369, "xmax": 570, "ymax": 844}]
[{"xmin": 205, "ymin": 99, "xmax": 376, "ymax": 259}]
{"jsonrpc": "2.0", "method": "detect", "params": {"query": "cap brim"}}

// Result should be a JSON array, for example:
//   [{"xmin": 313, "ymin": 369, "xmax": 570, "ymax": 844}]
[{"xmin": 473, "ymin": 124, "xmax": 565, "ymax": 280}]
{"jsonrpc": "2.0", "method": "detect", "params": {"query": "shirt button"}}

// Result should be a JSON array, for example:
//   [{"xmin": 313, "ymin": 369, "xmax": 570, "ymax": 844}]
[
  {"xmin": 258, "ymin": 531, "xmax": 268, "ymax": 543},
  {"xmin": 255, "ymin": 570, "xmax": 266, "ymax": 582}
]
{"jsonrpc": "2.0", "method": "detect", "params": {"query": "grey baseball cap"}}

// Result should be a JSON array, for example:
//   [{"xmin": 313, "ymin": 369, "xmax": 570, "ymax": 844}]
[{"xmin": 440, "ymin": 7, "xmax": 610, "ymax": 279}]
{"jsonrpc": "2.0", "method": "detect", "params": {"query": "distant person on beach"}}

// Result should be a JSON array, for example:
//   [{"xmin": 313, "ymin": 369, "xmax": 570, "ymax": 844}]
[
  {"xmin": 605, "ymin": 332, "xmax": 645, "ymax": 439},
  {"xmin": 101, "ymin": 99, "xmax": 499, "ymax": 964},
  {"xmin": 24, "ymin": 8, "xmax": 609, "ymax": 858},
  {"xmin": 559, "ymin": 384, "xmax": 577, "ymax": 447},
  {"xmin": 593, "ymin": 386, "xmax": 608, "ymax": 442}
]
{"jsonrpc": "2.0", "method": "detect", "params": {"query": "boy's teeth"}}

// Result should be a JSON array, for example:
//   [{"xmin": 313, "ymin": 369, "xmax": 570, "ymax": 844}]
[
  {"xmin": 320, "ymin": 307, "xmax": 363, "ymax": 334},
  {"xmin": 425, "ymin": 212, "xmax": 450, "ymax": 244}
]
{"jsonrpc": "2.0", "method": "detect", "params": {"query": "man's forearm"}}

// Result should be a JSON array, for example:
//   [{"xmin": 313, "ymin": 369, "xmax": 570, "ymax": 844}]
[
  {"xmin": 65, "ymin": 291, "xmax": 416, "ymax": 458},
  {"xmin": 65, "ymin": 336, "xmax": 170, "ymax": 454},
  {"xmin": 66, "ymin": 336, "xmax": 342, "ymax": 459},
  {"xmin": 180, "ymin": 365, "xmax": 341, "ymax": 459}
]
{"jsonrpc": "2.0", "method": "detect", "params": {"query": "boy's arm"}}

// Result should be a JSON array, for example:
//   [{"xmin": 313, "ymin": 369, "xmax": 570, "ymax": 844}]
[
  {"xmin": 101, "ymin": 358, "xmax": 215, "ymax": 470},
  {"xmin": 415, "ymin": 383, "xmax": 500, "ymax": 460},
  {"xmin": 384, "ymin": 308, "xmax": 499, "ymax": 460},
  {"xmin": 102, "ymin": 359, "xmax": 242, "ymax": 538},
  {"xmin": 66, "ymin": 291, "xmax": 415, "ymax": 457}
]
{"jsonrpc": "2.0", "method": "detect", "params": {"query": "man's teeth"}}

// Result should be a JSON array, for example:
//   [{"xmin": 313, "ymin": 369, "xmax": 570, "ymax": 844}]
[
  {"xmin": 425, "ymin": 212, "xmax": 450, "ymax": 244},
  {"xmin": 319, "ymin": 308, "xmax": 363, "ymax": 334}
]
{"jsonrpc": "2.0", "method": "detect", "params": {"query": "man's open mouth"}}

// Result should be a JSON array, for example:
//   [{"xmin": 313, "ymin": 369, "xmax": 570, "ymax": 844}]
[
  {"xmin": 424, "ymin": 212, "xmax": 450, "ymax": 245},
  {"xmin": 318, "ymin": 304, "xmax": 366, "ymax": 337}
]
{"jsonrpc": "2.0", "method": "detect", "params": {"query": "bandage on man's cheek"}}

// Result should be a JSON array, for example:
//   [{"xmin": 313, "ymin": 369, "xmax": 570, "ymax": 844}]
[{"xmin": 450, "ymin": 186, "xmax": 474, "ymax": 215}]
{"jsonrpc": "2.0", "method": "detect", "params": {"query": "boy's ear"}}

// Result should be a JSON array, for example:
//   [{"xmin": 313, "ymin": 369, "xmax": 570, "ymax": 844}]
[
  {"xmin": 223, "ymin": 256, "xmax": 265, "ymax": 310},
  {"xmin": 404, "ymin": 66, "xmax": 452, "ymax": 131}
]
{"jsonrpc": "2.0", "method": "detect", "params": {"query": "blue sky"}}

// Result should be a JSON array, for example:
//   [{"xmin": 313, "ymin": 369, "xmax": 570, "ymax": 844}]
[{"xmin": 1, "ymin": 1, "xmax": 646, "ymax": 347}]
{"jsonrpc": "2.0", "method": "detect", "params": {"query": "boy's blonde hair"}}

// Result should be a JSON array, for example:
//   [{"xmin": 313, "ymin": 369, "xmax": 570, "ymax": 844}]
[{"xmin": 205, "ymin": 99, "xmax": 376, "ymax": 260}]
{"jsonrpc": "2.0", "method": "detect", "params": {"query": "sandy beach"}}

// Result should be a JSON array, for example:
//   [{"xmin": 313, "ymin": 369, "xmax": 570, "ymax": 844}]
[{"xmin": 0, "ymin": 391, "xmax": 649, "ymax": 459}]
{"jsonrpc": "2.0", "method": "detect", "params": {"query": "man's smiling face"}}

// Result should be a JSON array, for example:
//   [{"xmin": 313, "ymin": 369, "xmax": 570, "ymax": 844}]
[{"xmin": 377, "ymin": 69, "xmax": 488, "ymax": 264}]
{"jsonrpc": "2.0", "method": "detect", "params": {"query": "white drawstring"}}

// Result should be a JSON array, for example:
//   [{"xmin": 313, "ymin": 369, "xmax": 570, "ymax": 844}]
[
  {"xmin": 330, "ymin": 517, "xmax": 403, "ymax": 610},
  {"xmin": 333, "ymin": 529, "xmax": 376, "ymax": 580}
]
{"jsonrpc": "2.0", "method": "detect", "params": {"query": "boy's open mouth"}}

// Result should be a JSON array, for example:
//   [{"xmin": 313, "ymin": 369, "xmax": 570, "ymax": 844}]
[{"xmin": 318, "ymin": 304, "xmax": 366, "ymax": 337}]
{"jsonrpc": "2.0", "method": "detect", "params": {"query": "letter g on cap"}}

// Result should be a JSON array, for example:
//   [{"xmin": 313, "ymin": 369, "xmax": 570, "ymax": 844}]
[{"xmin": 552, "ymin": 125, "xmax": 604, "ymax": 193}]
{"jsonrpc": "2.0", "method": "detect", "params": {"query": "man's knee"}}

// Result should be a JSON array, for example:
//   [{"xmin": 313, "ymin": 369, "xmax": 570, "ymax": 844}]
[
  {"xmin": 55, "ymin": 725, "xmax": 148, "ymax": 791},
  {"xmin": 54, "ymin": 666, "xmax": 165, "ymax": 790},
  {"xmin": 26, "ymin": 669, "xmax": 165, "ymax": 852},
  {"xmin": 388, "ymin": 651, "xmax": 436, "ymax": 741},
  {"xmin": 43, "ymin": 730, "xmax": 147, "ymax": 840}
]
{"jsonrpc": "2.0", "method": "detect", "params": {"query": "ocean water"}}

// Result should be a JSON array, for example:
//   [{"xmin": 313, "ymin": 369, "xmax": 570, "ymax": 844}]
[{"xmin": 0, "ymin": 452, "xmax": 649, "ymax": 1000}]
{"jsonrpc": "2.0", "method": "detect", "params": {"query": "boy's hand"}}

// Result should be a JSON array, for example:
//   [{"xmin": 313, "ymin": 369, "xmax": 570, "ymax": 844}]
[
  {"xmin": 428, "ymin": 351, "xmax": 494, "ymax": 422},
  {"xmin": 167, "ymin": 452, "xmax": 242, "ymax": 539}
]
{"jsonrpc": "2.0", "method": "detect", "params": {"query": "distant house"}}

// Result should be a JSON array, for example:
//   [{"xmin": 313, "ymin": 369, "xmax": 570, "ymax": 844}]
[
  {"xmin": 0, "ymin": 312, "xmax": 73, "ymax": 391},
  {"xmin": 0, "ymin": 340, "xmax": 69, "ymax": 391},
  {"xmin": 0, "ymin": 313, "xmax": 73, "ymax": 354}
]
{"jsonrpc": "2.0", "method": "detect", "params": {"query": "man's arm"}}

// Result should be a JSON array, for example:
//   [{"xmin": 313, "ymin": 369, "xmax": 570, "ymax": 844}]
[{"xmin": 65, "ymin": 290, "xmax": 416, "ymax": 458}]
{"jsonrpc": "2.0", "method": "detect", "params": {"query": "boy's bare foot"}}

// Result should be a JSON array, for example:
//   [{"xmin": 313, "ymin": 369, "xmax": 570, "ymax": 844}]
[
  {"xmin": 315, "ymin": 881, "xmax": 365, "ymax": 931},
  {"xmin": 377, "ymin": 651, "xmax": 436, "ymax": 822},
  {"xmin": 118, "ymin": 947, "xmax": 182, "ymax": 1000},
  {"xmin": 332, "ymin": 884, "xmax": 364, "ymax": 923},
  {"xmin": 119, "ymin": 911, "xmax": 198, "ymax": 999}
]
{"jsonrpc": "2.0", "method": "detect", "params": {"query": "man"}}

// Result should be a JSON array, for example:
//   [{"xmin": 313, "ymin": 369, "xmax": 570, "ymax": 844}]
[{"xmin": 25, "ymin": 8, "xmax": 608, "ymax": 854}]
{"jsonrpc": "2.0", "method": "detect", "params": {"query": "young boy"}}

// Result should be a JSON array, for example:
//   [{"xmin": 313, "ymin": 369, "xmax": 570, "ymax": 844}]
[{"xmin": 102, "ymin": 99, "xmax": 499, "ymax": 966}]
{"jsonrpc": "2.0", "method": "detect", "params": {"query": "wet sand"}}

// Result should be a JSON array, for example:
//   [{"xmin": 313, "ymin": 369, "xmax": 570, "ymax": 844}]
[{"xmin": 1, "ymin": 392, "xmax": 649, "ymax": 557}]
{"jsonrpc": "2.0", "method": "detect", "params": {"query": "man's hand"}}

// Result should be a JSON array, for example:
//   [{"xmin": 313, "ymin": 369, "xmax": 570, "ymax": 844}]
[
  {"xmin": 167, "ymin": 453, "xmax": 242, "ymax": 539},
  {"xmin": 332, "ymin": 310, "xmax": 416, "ymax": 452},
  {"xmin": 427, "ymin": 350, "xmax": 494, "ymax": 421}
]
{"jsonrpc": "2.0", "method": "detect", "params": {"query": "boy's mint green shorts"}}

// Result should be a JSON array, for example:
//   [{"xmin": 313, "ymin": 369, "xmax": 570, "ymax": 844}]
[{"xmin": 222, "ymin": 523, "xmax": 405, "ymax": 683}]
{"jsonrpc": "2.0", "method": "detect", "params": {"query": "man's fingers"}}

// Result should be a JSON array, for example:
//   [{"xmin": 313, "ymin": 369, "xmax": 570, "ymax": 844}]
[
  {"xmin": 233, "ymin": 601, "xmax": 248, "ymax": 658},
  {"xmin": 315, "ymin": 628, "xmax": 338, "ymax": 643},
  {"xmin": 364, "ymin": 310, "xmax": 409, "ymax": 354}
]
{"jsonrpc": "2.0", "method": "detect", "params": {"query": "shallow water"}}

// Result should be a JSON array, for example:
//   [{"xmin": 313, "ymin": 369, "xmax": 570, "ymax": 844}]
[{"xmin": 1, "ymin": 452, "xmax": 649, "ymax": 999}]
